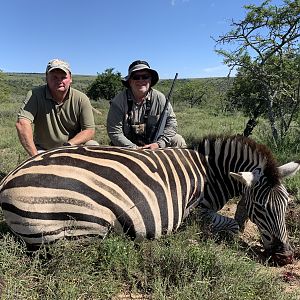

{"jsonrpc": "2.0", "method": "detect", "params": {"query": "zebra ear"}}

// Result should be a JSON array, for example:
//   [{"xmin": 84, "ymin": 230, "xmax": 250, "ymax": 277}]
[
  {"xmin": 229, "ymin": 172, "xmax": 257, "ymax": 187},
  {"xmin": 278, "ymin": 161, "xmax": 300, "ymax": 179}
]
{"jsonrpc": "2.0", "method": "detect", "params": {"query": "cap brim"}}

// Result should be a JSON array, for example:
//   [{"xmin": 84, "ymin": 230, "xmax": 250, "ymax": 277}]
[{"xmin": 47, "ymin": 66, "xmax": 70, "ymax": 74}]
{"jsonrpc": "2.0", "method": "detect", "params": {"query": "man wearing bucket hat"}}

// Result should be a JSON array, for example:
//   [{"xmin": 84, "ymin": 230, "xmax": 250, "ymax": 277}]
[
  {"xmin": 107, "ymin": 60, "xmax": 186, "ymax": 149},
  {"xmin": 16, "ymin": 58, "xmax": 98, "ymax": 156}
]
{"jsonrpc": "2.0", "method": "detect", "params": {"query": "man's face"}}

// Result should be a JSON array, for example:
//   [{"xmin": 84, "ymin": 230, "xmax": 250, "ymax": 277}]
[
  {"xmin": 46, "ymin": 69, "xmax": 72, "ymax": 94},
  {"xmin": 128, "ymin": 71, "xmax": 152, "ymax": 96}
]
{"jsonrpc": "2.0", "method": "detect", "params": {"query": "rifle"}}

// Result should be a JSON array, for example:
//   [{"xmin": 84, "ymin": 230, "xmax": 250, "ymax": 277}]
[{"xmin": 150, "ymin": 73, "xmax": 178, "ymax": 142}]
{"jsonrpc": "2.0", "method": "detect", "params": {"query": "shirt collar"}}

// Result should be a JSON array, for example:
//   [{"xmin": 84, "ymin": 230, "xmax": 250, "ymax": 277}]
[{"xmin": 129, "ymin": 88, "xmax": 152, "ymax": 104}]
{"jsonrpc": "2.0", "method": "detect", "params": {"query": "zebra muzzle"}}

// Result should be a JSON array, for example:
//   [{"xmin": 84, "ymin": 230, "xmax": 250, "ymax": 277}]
[
  {"xmin": 265, "ymin": 239, "xmax": 294, "ymax": 266},
  {"xmin": 271, "ymin": 251, "xmax": 294, "ymax": 266},
  {"xmin": 265, "ymin": 245, "xmax": 294, "ymax": 266}
]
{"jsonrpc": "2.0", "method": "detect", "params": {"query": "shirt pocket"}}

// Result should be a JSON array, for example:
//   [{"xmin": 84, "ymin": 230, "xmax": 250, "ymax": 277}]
[{"xmin": 147, "ymin": 115, "xmax": 160, "ymax": 127}]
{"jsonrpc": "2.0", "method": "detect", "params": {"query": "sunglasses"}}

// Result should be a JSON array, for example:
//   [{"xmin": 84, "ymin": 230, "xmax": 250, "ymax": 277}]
[{"xmin": 131, "ymin": 74, "xmax": 151, "ymax": 81}]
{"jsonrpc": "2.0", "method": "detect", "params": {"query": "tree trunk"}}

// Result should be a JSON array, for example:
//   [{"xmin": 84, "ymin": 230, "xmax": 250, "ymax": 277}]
[
  {"xmin": 243, "ymin": 103, "xmax": 262, "ymax": 137},
  {"xmin": 243, "ymin": 118, "xmax": 258, "ymax": 137},
  {"xmin": 266, "ymin": 93, "xmax": 279, "ymax": 144}
]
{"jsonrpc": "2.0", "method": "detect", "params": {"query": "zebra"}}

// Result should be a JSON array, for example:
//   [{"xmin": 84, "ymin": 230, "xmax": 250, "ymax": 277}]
[{"xmin": 0, "ymin": 135, "xmax": 299, "ymax": 266}]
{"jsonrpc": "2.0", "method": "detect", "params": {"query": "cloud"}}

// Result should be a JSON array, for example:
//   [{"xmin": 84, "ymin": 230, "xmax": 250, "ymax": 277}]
[
  {"xmin": 171, "ymin": 0, "xmax": 189, "ymax": 6},
  {"xmin": 204, "ymin": 65, "xmax": 225, "ymax": 72},
  {"xmin": 203, "ymin": 65, "xmax": 229, "ymax": 76},
  {"xmin": 203, "ymin": 65, "xmax": 237, "ymax": 77}
]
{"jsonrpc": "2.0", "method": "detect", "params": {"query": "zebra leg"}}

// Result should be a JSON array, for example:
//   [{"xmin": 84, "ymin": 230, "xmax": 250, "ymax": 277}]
[
  {"xmin": 199, "ymin": 207, "xmax": 239, "ymax": 235},
  {"xmin": 234, "ymin": 197, "xmax": 249, "ymax": 232}
]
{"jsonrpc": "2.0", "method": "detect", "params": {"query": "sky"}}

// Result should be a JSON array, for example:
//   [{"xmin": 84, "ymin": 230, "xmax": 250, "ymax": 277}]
[{"xmin": 0, "ymin": 0, "xmax": 285, "ymax": 79}]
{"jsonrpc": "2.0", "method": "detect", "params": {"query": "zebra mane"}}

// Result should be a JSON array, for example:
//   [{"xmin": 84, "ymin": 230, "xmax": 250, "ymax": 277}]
[{"xmin": 190, "ymin": 134, "xmax": 281, "ymax": 186}]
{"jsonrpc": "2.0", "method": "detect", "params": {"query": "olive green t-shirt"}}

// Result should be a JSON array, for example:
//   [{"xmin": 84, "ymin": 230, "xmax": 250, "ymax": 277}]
[{"xmin": 18, "ymin": 85, "xmax": 95, "ymax": 149}]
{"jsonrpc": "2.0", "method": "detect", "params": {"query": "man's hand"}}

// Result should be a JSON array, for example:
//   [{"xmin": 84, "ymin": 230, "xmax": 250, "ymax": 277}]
[{"xmin": 141, "ymin": 142, "xmax": 159, "ymax": 150}]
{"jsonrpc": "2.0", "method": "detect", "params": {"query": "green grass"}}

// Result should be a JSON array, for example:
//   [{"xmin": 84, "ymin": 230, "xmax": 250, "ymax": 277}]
[
  {"xmin": 176, "ymin": 108, "xmax": 246, "ymax": 143},
  {"xmin": 0, "ymin": 224, "xmax": 299, "ymax": 300},
  {"xmin": 1, "ymin": 80, "xmax": 300, "ymax": 299}
]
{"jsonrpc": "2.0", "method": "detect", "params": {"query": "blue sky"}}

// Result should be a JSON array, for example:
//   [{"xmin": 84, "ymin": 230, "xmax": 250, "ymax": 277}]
[{"xmin": 1, "ymin": 0, "xmax": 284, "ymax": 79}]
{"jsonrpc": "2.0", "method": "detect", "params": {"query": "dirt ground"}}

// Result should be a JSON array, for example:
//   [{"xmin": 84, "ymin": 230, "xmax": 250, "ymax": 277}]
[{"xmin": 221, "ymin": 202, "xmax": 300, "ymax": 294}]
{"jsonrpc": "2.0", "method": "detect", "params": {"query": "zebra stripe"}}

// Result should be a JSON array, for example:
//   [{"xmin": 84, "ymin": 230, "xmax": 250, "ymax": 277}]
[
  {"xmin": 1, "ymin": 135, "xmax": 299, "ymax": 266},
  {"xmin": 1, "ymin": 146, "xmax": 204, "ymax": 244}
]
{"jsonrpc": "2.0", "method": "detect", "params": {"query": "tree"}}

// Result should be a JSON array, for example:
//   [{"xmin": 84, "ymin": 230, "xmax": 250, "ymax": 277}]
[
  {"xmin": 174, "ymin": 80, "xmax": 207, "ymax": 108},
  {"xmin": 215, "ymin": 0, "xmax": 300, "ymax": 143},
  {"xmin": 172, "ymin": 79, "xmax": 221, "ymax": 110},
  {"xmin": 86, "ymin": 68, "xmax": 123, "ymax": 101}
]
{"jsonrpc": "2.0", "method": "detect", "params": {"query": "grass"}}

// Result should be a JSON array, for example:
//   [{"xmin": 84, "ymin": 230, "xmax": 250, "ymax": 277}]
[
  {"xmin": 1, "ymin": 84, "xmax": 300, "ymax": 299},
  {"xmin": 0, "ymin": 224, "xmax": 299, "ymax": 300}
]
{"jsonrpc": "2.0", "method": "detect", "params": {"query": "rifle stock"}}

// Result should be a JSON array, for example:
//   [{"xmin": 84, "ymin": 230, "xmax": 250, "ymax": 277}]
[{"xmin": 151, "ymin": 73, "xmax": 178, "ymax": 142}]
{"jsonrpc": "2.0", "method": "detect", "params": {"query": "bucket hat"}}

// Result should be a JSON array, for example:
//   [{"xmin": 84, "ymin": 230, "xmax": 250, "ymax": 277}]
[{"xmin": 122, "ymin": 60, "xmax": 159, "ymax": 88}]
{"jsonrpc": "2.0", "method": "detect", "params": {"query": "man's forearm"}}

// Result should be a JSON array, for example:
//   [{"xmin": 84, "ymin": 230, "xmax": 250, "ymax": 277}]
[
  {"xmin": 20, "ymin": 137, "xmax": 38, "ymax": 156},
  {"xmin": 16, "ymin": 120, "xmax": 38, "ymax": 156},
  {"xmin": 68, "ymin": 129, "xmax": 95, "ymax": 145}
]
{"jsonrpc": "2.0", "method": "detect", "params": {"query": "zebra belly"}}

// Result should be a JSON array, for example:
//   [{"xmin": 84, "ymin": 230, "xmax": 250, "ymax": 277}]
[
  {"xmin": 0, "ymin": 184, "xmax": 181, "ymax": 243},
  {"xmin": 0, "ymin": 147, "xmax": 201, "ymax": 244},
  {"xmin": 3, "ymin": 211, "xmax": 110, "ymax": 244}
]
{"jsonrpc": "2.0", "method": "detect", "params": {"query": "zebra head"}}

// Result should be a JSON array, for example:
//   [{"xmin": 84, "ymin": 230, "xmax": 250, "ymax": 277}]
[{"xmin": 230, "ymin": 161, "xmax": 300, "ymax": 266}]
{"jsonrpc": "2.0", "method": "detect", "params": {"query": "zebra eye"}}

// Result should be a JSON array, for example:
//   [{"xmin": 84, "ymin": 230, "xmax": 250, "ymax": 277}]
[{"xmin": 253, "ymin": 168, "xmax": 263, "ymax": 179}]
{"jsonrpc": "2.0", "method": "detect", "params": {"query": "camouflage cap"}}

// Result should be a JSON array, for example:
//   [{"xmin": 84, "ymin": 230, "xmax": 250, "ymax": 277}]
[{"xmin": 46, "ymin": 59, "xmax": 71, "ymax": 74}]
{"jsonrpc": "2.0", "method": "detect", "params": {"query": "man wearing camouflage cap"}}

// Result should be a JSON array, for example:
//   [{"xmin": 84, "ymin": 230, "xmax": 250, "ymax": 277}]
[{"xmin": 16, "ymin": 59, "xmax": 98, "ymax": 156}]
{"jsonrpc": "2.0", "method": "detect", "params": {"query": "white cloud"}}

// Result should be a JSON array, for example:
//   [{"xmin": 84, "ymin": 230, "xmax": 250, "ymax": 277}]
[
  {"xmin": 203, "ymin": 65, "xmax": 226, "ymax": 73},
  {"xmin": 203, "ymin": 65, "xmax": 235, "ymax": 77},
  {"xmin": 171, "ymin": 0, "xmax": 189, "ymax": 6}
]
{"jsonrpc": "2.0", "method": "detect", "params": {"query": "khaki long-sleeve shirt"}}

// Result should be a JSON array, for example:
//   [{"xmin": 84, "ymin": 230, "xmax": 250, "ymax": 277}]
[{"xmin": 107, "ymin": 88, "xmax": 178, "ymax": 148}]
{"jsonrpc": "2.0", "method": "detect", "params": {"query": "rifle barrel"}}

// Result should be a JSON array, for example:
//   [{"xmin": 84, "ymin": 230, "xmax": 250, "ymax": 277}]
[{"xmin": 151, "ymin": 73, "xmax": 178, "ymax": 142}]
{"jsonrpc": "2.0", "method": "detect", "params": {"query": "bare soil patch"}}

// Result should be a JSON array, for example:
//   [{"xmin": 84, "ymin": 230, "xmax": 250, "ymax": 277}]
[{"xmin": 221, "ymin": 202, "xmax": 300, "ymax": 294}]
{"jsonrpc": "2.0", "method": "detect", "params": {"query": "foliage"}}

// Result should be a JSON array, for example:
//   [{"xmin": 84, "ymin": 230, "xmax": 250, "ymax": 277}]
[
  {"xmin": 172, "ymin": 78, "xmax": 233, "ymax": 113},
  {"xmin": 215, "ymin": 0, "xmax": 300, "ymax": 144},
  {"xmin": 86, "ymin": 68, "xmax": 123, "ymax": 101},
  {"xmin": 0, "ymin": 70, "xmax": 10, "ymax": 101},
  {"xmin": 2, "ymin": 73, "xmax": 96, "ymax": 98},
  {"xmin": 173, "ymin": 79, "xmax": 211, "ymax": 108},
  {"xmin": 1, "ymin": 74, "xmax": 300, "ymax": 299},
  {"xmin": 156, "ymin": 77, "xmax": 233, "ymax": 114},
  {"xmin": 3, "ymin": 73, "xmax": 45, "ymax": 97}
]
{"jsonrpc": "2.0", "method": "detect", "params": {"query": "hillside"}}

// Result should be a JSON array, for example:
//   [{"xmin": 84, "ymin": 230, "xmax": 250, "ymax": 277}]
[
  {"xmin": 3, "ymin": 72, "xmax": 233, "ymax": 99},
  {"xmin": 3, "ymin": 72, "xmax": 97, "ymax": 97}
]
